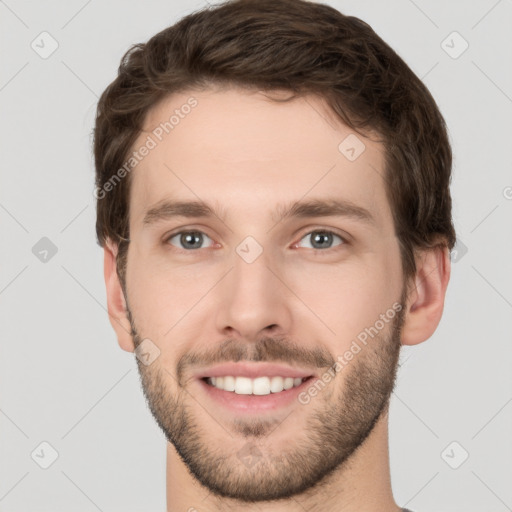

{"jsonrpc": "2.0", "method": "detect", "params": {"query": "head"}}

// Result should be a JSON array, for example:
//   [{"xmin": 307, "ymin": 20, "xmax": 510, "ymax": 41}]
[{"xmin": 94, "ymin": 0, "xmax": 454, "ymax": 503}]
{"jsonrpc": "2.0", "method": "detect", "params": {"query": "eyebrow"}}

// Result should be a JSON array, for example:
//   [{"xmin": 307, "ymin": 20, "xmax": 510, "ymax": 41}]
[{"xmin": 142, "ymin": 197, "xmax": 376, "ymax": 228}]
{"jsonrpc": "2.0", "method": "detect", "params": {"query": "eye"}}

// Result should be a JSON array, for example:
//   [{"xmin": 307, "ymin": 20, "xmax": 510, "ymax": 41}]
[
  {"xmin": 166, "ymin": 230, "xmax": 215, "ymax": 251},
  {"xmin": 296, "ymin": 230, "xmax": 346, "ymax": 250}
]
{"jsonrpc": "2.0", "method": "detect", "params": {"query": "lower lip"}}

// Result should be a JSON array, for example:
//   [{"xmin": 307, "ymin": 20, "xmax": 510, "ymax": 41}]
[{"xmin": 197, "ymin": 377, "xmax": 315, "ymax": 413}]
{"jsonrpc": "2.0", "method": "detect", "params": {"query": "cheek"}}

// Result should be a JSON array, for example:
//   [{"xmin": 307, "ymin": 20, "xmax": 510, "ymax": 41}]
[
  {"xmin": 286, "ymin": 255, "xmax": 402, "ymax": 348},
  {"xmin": 126, "ymin": 252, "xmax": 218, "ymax": 337}
]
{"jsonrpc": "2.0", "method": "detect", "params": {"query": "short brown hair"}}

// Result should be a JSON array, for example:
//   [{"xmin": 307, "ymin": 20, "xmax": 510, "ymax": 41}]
[{"xmin": 93, "ymin": 0, "xmax": 456, "ymax": 286}]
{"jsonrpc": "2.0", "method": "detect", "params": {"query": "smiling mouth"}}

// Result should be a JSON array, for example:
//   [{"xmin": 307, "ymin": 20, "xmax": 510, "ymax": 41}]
[{"xmin": 201, "ymin": 375, "xmax": 314, "ymax": 395}]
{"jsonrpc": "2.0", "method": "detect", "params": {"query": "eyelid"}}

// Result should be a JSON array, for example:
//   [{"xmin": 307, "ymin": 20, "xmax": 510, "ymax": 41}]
[{"xmin": 163, "ymin": 223, "xmax": 213, "ymax": 239}]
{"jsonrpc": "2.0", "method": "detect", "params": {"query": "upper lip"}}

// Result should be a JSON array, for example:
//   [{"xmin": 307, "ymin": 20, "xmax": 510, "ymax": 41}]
[{"xmin": 194, "ymin": 362, "xmax": 317, "ymax": 380}]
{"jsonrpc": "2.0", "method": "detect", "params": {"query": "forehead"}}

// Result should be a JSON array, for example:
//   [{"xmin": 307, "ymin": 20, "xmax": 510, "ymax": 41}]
[{"xmin": 128, "ymin": 87, "xmax": 392, "ymax": 230}]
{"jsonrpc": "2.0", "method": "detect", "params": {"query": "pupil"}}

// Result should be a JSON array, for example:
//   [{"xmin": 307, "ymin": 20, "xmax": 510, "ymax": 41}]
[
  {"xmin": 313, "ymin": 232, "xmax": 331, "ymax": 249},
  {"xmin": 182, "ymin": 232, "xmax": 202, "ymax": 249}
]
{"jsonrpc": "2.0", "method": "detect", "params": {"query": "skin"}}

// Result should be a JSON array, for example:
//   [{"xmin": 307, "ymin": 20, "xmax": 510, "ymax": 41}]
[{"xmin": 103, "ymin": 87, "xmax": 451, "ymax": 512}]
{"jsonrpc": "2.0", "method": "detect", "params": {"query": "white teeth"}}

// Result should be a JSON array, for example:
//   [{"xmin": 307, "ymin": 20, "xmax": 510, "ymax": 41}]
[
  {"xmin": 223, "ymin": 376, "xmax": 235, "ymax": 391},
  {"xmin": 269, "ymin": 376, "xmax": 285, "ymax": 393},
  {"xmin": 283, "ymin": 377, "xmax": 294, "ymax": 390},
  {"xmin": 234, "ymin": 376, "xmax": 252, "ymax": 395},
  {"xmin": 253, "ymin": 377, "xmax": 270, "ymax": 395},
  {"xmin": 206, "ymin": 375, "xmax": 306, "ymax": 394}
]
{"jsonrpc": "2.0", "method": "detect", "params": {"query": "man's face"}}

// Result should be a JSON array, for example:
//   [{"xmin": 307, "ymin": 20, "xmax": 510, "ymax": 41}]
[{"xmin": 122, "ymin": 87, "xmax": 407, "ymax": 502}]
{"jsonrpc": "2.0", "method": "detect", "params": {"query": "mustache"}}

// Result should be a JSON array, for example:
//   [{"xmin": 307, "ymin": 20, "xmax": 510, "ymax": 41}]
[
  {"xmin": 175, "ymin": 336, "xmax": 336, "ymax": 386},
  {"xmin": 128, "ymin": 310, "xmax": 336, "ymax": 385}
]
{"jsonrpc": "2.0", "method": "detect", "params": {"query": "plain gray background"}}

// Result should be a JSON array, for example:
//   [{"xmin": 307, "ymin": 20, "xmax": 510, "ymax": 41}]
[{"xmin": 1, "ymin": 0, "xmax": 511, "ymax": 511}]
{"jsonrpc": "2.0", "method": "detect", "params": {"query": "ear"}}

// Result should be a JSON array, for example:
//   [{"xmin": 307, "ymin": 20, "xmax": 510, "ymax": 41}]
[
  {"xmin": 400, "ymin": 245, "xmax": 451, "ymax": 346},
  {"xmin": 104, "ymin": 240, "xmax": 135, "ymax": 352}
]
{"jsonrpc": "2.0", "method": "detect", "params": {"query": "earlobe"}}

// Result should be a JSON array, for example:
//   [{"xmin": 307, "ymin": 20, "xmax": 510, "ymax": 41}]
[
  {"xmin": 103, "ymin": 240, "xmax": 135, "ymax": 352},
  {"xmin": 400, "ymin": 245, "xmax": 451, "ymax": 346}
]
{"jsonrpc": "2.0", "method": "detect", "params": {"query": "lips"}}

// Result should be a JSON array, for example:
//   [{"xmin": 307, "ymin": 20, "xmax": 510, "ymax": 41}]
[
  {"xmin": 197, "ymin": 374, "xmax": 313, "ymax": 413},
  {"xmin": 193, "ymin": 362, "xmax": 317, "ymax": 380},
  {"xmin": 191, "ymin": 362, "xmax": 320, "ymax": 414}
]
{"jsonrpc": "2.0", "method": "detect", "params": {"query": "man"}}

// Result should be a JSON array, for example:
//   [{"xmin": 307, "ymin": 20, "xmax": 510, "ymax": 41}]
[{"xmin": 94, "ymin": 0, "xmax": 454, "ymax": 510}]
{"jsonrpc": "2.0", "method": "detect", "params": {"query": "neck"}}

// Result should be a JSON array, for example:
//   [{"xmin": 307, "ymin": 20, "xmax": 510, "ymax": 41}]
[{"xmin": 166, "ymin": 408, "xmax": 401, "ymax": 512}]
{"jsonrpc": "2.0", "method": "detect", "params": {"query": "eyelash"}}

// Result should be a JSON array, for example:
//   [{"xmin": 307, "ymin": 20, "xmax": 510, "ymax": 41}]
[{"xmin": 164, "ymin": 228, "xmax": 349, "ymax": 254}]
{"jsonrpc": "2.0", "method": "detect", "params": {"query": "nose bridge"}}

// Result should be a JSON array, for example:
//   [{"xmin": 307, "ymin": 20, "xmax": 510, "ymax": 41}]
[{"xmin": 215, "ymin": 236, "xmax": 290, "ymax": 338}]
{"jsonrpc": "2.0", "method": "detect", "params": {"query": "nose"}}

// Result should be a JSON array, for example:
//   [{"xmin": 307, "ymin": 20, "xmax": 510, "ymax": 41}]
[{"xmin": 214, "ymin": 241, "xmax": 292, "ymax": 342}]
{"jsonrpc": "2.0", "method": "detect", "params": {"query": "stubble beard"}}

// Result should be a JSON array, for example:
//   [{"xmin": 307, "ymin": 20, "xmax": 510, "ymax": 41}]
[{"xmin": 128, "ymin": 293, "xmax": 406, "ymax": 503}]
